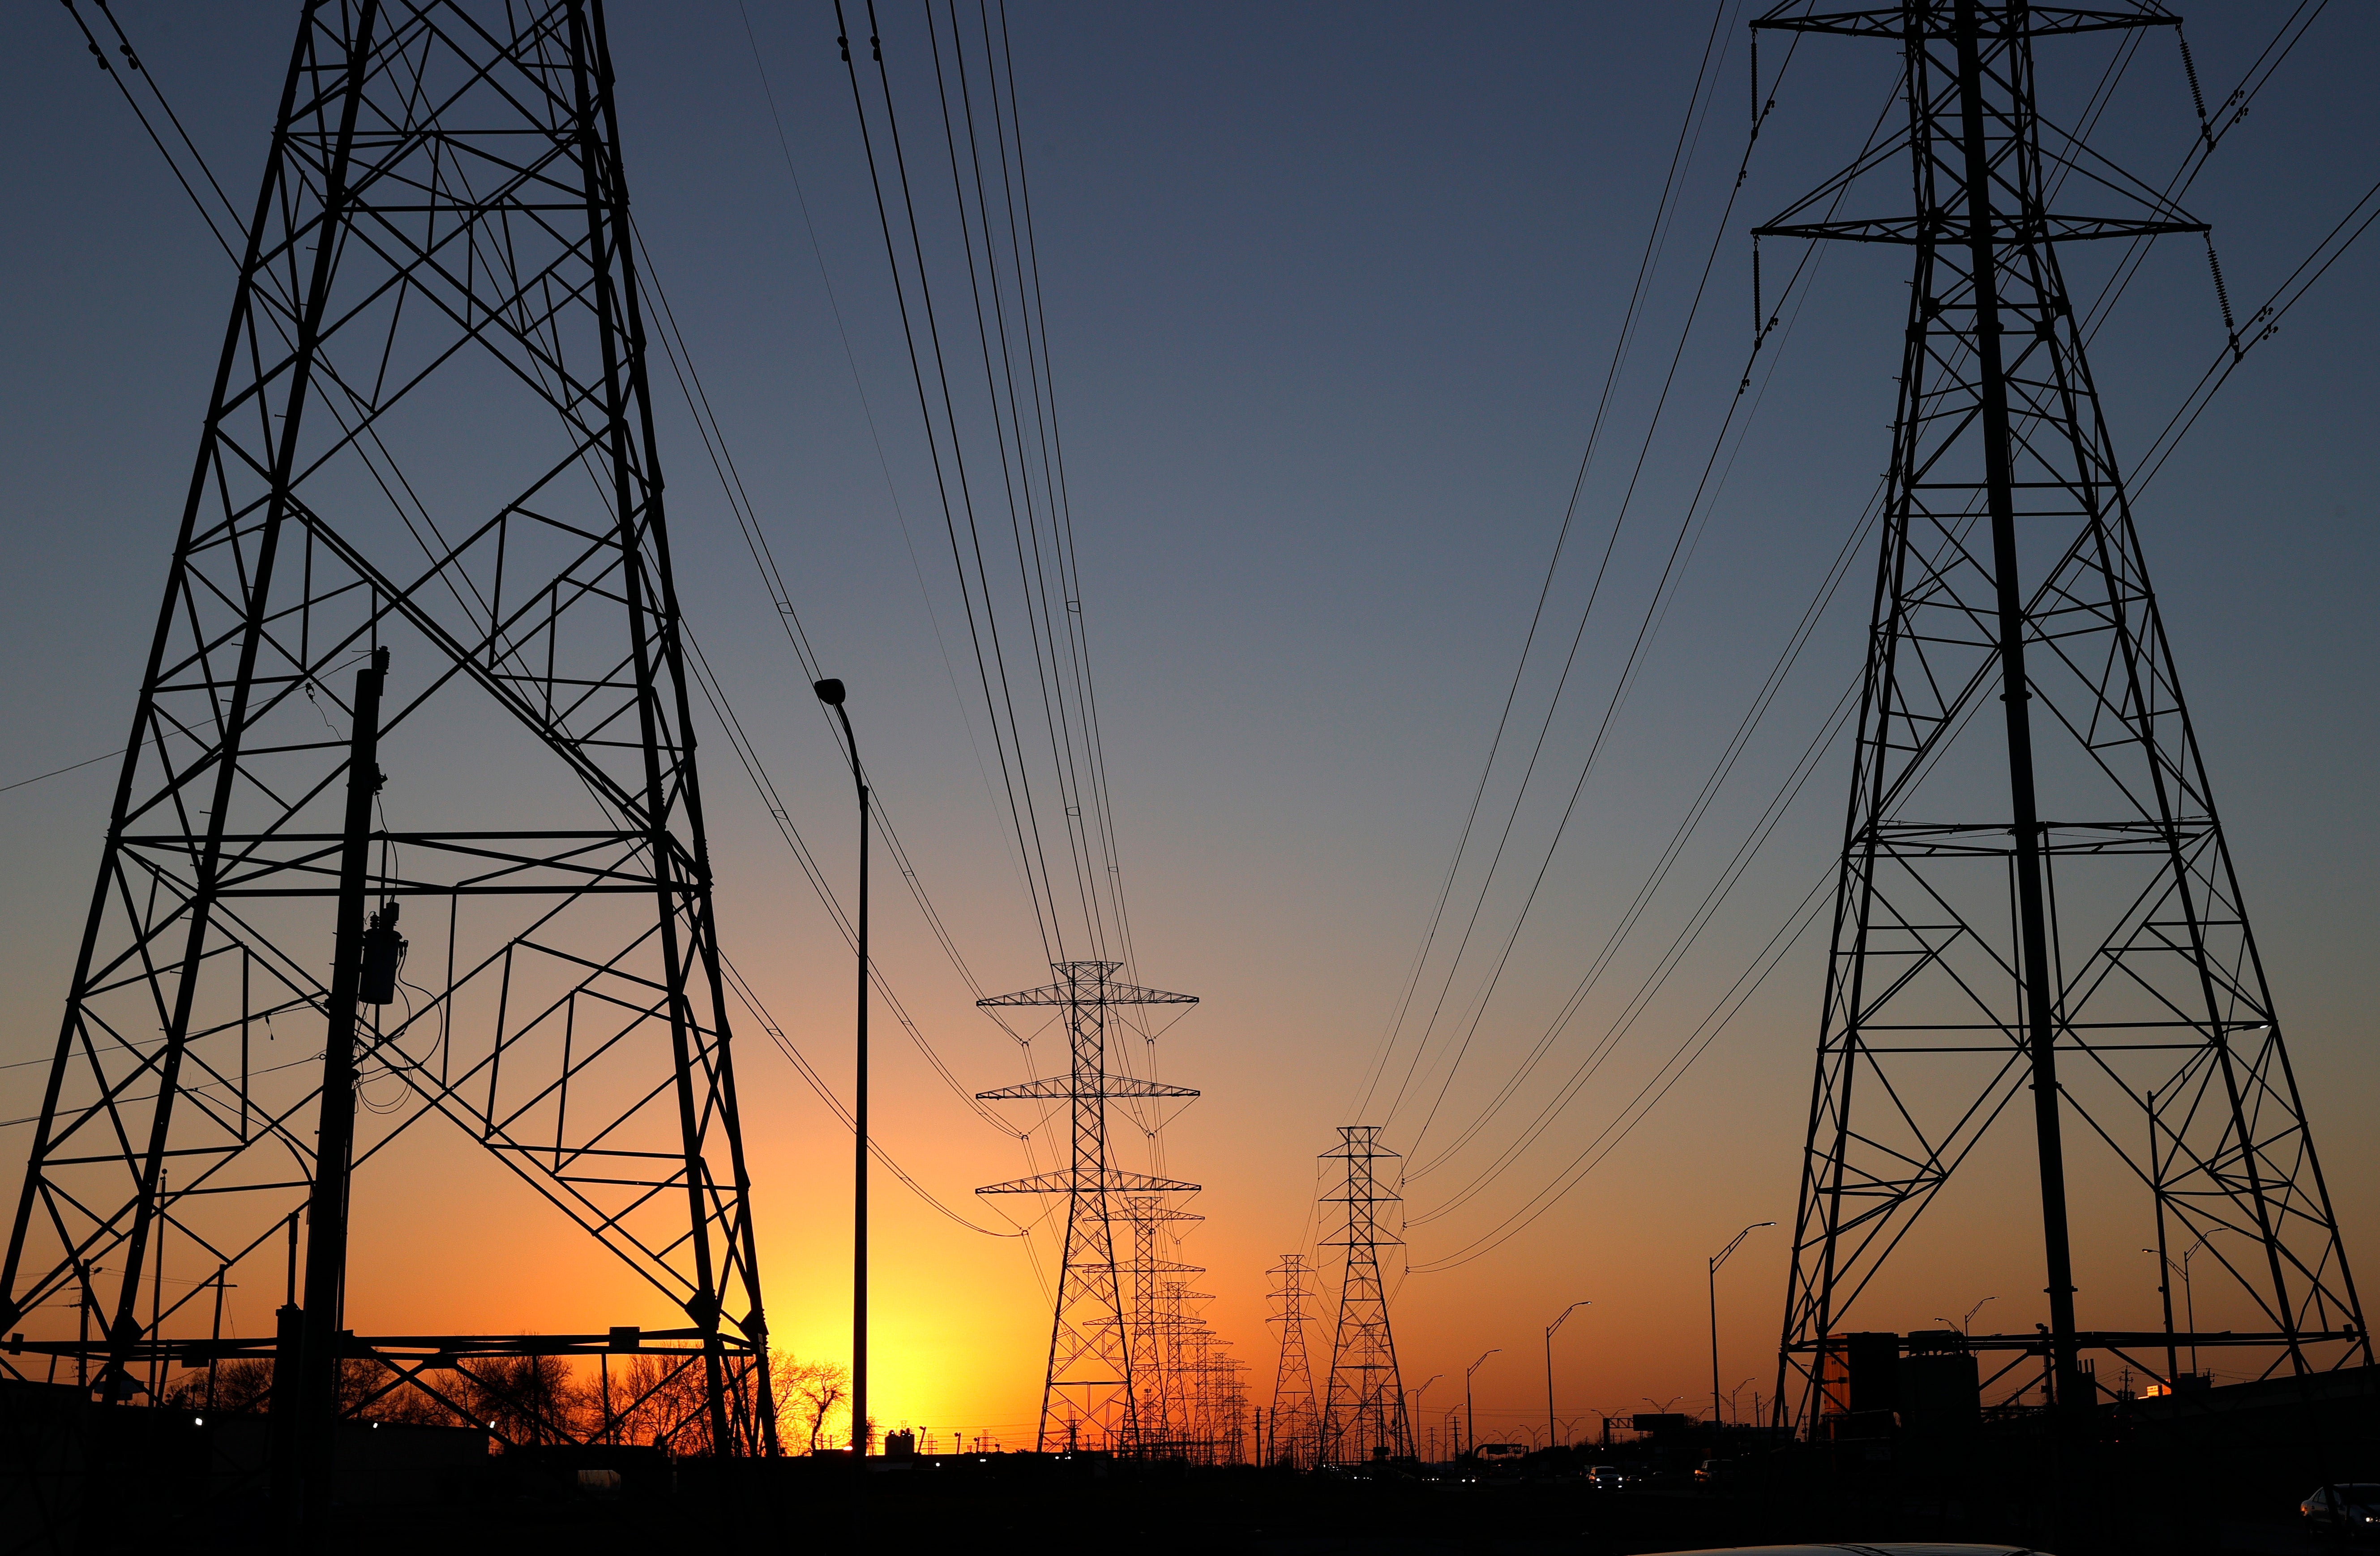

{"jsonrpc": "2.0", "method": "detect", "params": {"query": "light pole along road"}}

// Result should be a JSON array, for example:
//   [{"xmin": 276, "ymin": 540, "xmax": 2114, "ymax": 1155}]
[
  {"xmin": 1544, "ymin": 1301, "xmax": 1590, "ymax": 1450},
  {"xmin": 1708, "ymin": 1222, "xmax": 1773, "ymax": 1428},
  {"xmin": 816, "ymin": 676, "xmax": 868, "ymax": 1454},
  {"xmin": 1412, "ymin": 1374, "xmax": 1442, "ymax": 1462},
  {"xmin": 1466, "ymin": 1348, "xmax": 1500, "ymax": 1460}
]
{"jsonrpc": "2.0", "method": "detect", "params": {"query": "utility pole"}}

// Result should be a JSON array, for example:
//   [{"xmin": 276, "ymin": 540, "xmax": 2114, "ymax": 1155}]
[{"xmin": 295, "ymin": 647, "xmax": 392, "ymax": 1530}]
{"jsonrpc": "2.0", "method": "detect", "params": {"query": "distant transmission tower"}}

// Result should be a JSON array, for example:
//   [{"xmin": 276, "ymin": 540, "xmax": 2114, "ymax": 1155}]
[
  {"xmin": 1214, "ymin": 1348, "xmax": 1250, "ymax": 1464},
  {"xmin": 0, "ymin": 0, "xmax": 775, "ymax": 1499},
  {"xmin": 1152, "ymin": 1277, "xmax": 1211, "ymax": 1457},
  {"xmin": 1318, "ymin": 1126, "xmax": 1409, "ymax": 1464},
  {"xmin": 1267, "ymin": 1252, "xmax": 1320, "ymax": 1467},
  {"xmin": 977, "ymin": 962, "xmax": 1198, "ymax": 1450},
  {"xmin": 1759, "ymin": 0, "xmax": 2367, "ymax": 1429},
  {"xmin": 1121, "ymin": 1194, "xmax": 1203, "ymax": 1453}
]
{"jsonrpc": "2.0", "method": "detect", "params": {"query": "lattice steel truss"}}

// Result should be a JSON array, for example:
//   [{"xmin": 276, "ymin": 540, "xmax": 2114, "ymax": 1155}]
[
  {"xmin": 977, "ymin": 961, "xmax": 1197, "ymax": 1451},
  {"xmin": 1761, "ymin": 0, "xmax": 2367, "ymax": 1429},
  {"xmin": 1153, "ymin": 1277, "xmax": 1211, "ymax": 1456},
  {"xmin": 1120, "ymin": 1194, "xmax": 1201, "ymax": 1452},
  {"xmin": 0, "ymin": 0, "xmax": 774, "ymax": 1458},
  {"xmin": 1266, "ymin": 1252, "xmax": 1320, "ymax": 1468},
  {"xmin": 1319, "ymin": 1126, "xmax": 1409, "ymax": 1465}
]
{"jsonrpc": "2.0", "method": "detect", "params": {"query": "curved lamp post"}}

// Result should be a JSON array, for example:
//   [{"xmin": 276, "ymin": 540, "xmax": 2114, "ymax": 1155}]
[
  {"xmin": 1466, "ymin": 1348, "xmax": 1500, "ymax": 1460},
  {"xmin": 1708, "ymin": 1222, "xmax": 1773, "ymax": 1426},
  {"xmin": 816, "ymin": 677, "xmax": 868, "ymax": 1453},
  {"xmin": 1545, "ymin": 1301, "xmax": 1591, "ymax": 1450},
  {"xmin": 1412, "ymin": 1373, "xmax": 1443, "ymax": 1461}
]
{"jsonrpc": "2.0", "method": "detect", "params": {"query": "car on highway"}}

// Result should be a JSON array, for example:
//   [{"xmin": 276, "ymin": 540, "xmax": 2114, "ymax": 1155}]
[
  {"xmin": 2303, "ymin": 1483, "xmax": 2380, "ymax": 1535},
  {"xmin": 1585, "ymin": 1464, "xmax": 1632, "ymax": 1491}
]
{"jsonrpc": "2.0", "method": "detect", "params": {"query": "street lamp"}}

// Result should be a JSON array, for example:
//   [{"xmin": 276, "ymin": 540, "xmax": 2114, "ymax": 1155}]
[
  {"xmin": 1545, "ymin": 1301, "xmax": 1590, "ymax": 1450},
  {"xmin": 816, "ymin": 676, "xmax": 869, "ymax": 1454},
  {"xmin": 1708, "ymin": 1222, "xmax": 1773, "ymax": 1427},
  {"xmin": 1466, "ymin": 1348, "xmax": 1500, "ymax": 1460},
  {"xmin": 1413, "ymin": 1373, "xmax": 1443, "ymax": 1460},
  {"xmin": 1933, "ymin": 1296, "xmax": 1996, "ymax": 1336}
]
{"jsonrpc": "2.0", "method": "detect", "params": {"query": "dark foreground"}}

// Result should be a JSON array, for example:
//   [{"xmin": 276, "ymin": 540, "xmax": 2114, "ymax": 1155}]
[{"xmin": 7, "ymin": 1367, "xmax": 2377, "ymax": 1556}]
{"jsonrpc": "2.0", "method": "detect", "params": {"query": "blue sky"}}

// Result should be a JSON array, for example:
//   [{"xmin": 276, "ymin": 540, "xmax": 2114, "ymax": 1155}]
[{"xmin": 2, "ymin": 2, "xmax": 2376, "ymax": 1434}]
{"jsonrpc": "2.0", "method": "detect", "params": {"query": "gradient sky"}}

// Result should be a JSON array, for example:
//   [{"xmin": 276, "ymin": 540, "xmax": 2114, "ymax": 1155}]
[{"xmin": 4, "ymin": 2, "xmax": 2378, "ymax": 1445}]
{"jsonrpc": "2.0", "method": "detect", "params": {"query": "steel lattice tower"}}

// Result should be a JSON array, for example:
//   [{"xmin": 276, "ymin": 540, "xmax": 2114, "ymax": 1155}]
[
  {"xmin": 1120, "ymin": 1194, "xmax": 1201, "ymax": 1453},
  {"xmin": 1760, "ymin": 0, "xmax": 2367, "ymax": 1430},
  {"xmin": 0, "ymin": 0, "xmax": 773, "ymax": 1474},
  {"xmin": 1152, "ymin": 1277, "xmax": 1212, "ymax": 1457},
  {"xmin": 1318, "ymin": 1126, "xmax": 1409, "ymax": 1465},
  {"xmin": 977, "ymin": 961, "xmax": 1198, "ymax": 1450},
  {"xmin": 1267, "ymin": 1252, "xmax": 1320, "ymax": 1468}
]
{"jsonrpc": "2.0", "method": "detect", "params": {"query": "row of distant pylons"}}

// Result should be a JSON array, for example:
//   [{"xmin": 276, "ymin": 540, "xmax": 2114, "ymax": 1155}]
[
  {"xmin": 970, "ymin": 956, "xmax": 1404, "ymax": 1466},
  {"xmin": 971, "ymin": 960, "xmax": 1254, "ymax": 1458}
]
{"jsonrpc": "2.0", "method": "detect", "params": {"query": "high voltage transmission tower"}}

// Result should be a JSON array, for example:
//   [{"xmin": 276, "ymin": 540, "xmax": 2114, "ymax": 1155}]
[
  {"xmin": 976, "ymin": 962, "xmax": 1198, "ymax": 1451},
  {"xmin": 1267, "ymin": 1252, "xmax": 1320, "ymax": 1468},
  {"xmin": 1122, "ymin": 1194, "xmax": 1203, "ymax": 1451},
  {"xmin": 1319, "ymin": 1126, "xmax": 1409, "ymax": 1465},
  {"xmin": 0, "ymin": 0, "xmax": 775, "ymax": 1513},
  {"xmin": 1758, "ymin": 0, "xmax": 2367, "ymax": 1431},
  {"xmin": 1153, "ymin": 1276, "xmax": 1212, "ymax": 1456}
]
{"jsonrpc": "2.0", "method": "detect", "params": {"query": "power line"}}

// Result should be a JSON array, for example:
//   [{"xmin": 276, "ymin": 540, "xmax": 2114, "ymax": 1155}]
[
  {"xmin": 1393, "ymin": 4, "xmax": 1798, "ymax": 1159},
  {"xmin": 1353, "ymin": 0, "xmax": 1755, "ymax": 1131},
  {"xmin": 58, "ymin": 0, "xmax": 1029, "ymax": 1243},
  {"xmin": 1402, "ymin": 4, "xmax": 2364, "ymax": 1271},
  {"xmin": 835, "ymin": 0, "xmax": 1070, "ymax": 964}
]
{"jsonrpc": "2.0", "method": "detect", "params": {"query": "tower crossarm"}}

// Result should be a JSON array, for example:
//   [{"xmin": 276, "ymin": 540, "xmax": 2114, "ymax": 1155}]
[
  {"xmin": 977, "ymin": 984, "xmax": 1199, "ymax": 1008},
  {"xmin": 977, "ymin": 961, "xmax": 1199, "ymax": 1008},
  {"xmin": 976, "ymin": 1170, "xmax": 1201, "ymax": 1196},
  {"xmin": 976, "ymin": 1076, "xmax": 1199, "ymax": 1101},
  {"xmin": 1755, "ymin": 213, "xmax": 2203, "ymax": 245},
  {"xmin": 1753, "ymin": 6, "xmax": 2179, "ymax": 41}
]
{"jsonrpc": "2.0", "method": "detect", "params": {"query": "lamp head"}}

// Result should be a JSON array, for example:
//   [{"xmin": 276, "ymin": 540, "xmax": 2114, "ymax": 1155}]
[{"xmin": 813, "ymin": 677, "xmax": 847, "ymax": 707}]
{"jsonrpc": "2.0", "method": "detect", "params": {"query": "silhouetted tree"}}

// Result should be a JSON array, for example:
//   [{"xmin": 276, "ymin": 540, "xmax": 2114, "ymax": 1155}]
[
  {"xmin": 457, "ymin": 1353, "xmax": 585, "ymax": 1445},
  {"xmin": 164, "ymin": 1358, "xmax": 274, "ymax": 1414},
  {"xmin": 775, "ymin": 1357, "xmax": 849, "ymax": 1454}
]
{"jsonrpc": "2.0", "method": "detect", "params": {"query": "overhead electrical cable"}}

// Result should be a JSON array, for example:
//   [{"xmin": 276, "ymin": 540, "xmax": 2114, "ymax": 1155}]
[
  {"xmin": 926, "ymin": 0, "xmax": 1110, "ymax": 962},
  {"xmin": 1348, "ymin": 0, "xmax": 1754, "ymax": 1129},
  {"xmin": 831, "ymin": 2, "xmax": 1193, "ymax": 1206},
  {"xmin": 1403, "ymin": 7, "xmax": 2354, "ymax": 1262},
  {"xmin": 1403, "ymin": 4, "xmax": 2318, "ymax": 1187},
  {"xmin": 1392, "ymin": 7, "xmax": 1809, "ymax": 1160},
  {"xmin": 732, "ymin": 0, "xmax": 1030, "ymax": 939},
  {"xmin": 835, "ymin": 0, "xmax": 1070, "ymax": 963},
  {"xmin": 64, "ymin": 0, "xmax": 1030, "ymax": 1234},
  {"xmin": 984, "ymin": 0, "xmax": 1144, "ymax": 995},
  {"xmin": 630, "ymin": 223, "xmax": 1019, "ymax": 1036},
  {"xmin": 1398, "ymin": 79, "xmax": 1899, "ymax": 1181}
]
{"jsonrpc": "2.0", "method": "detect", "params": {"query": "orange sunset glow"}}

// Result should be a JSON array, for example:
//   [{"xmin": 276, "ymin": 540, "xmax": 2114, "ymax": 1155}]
[{"xmin": 4, "ymin": 3, "xmax": 2379, "ymax": 1553}]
